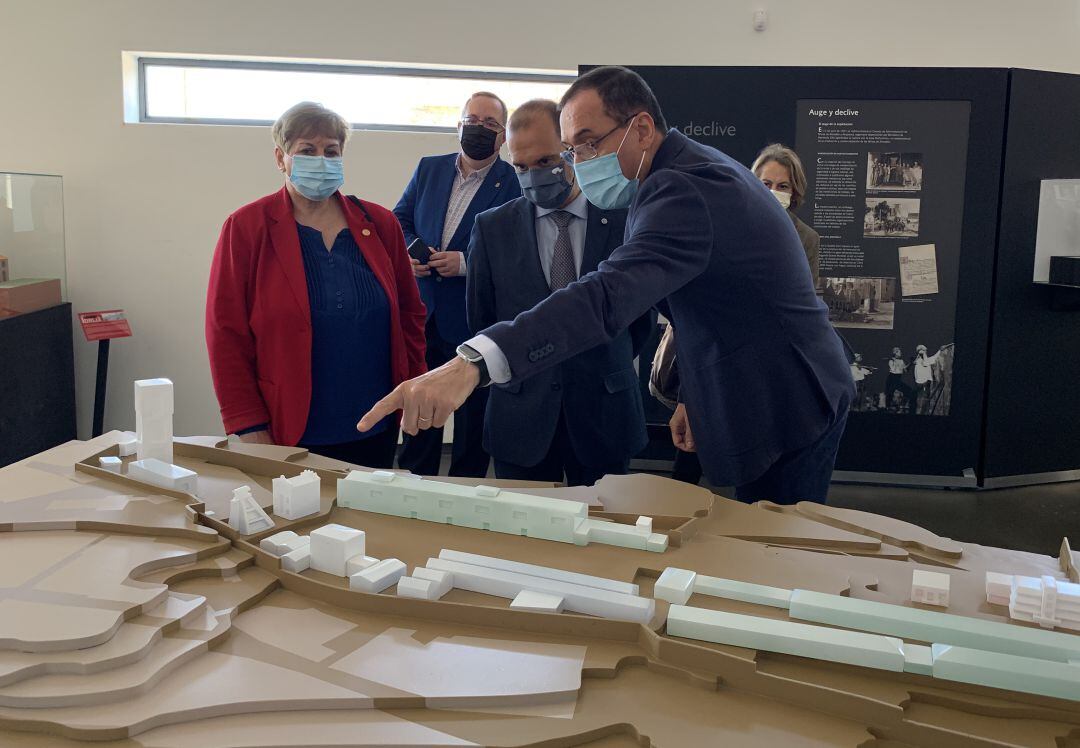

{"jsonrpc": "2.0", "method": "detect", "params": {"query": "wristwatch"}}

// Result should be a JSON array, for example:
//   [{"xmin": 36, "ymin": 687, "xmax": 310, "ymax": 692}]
[{"xmin": 455, "ymin": 343, "xmax": 492, "ymax": 387}]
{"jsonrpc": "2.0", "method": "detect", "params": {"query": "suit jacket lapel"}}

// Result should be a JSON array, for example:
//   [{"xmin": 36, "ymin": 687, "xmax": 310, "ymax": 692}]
[
  {"xmin": 516, "ymin": 199, "xmax": 551, "ymax": 302},
  {"xmin": 581, "ymin": 204, "xmax": 613, "ymax": 274},
  {"xmin": 266, "ymin": 187, "xmax": 311, "ymax": 319},
  {"xmin": 432, "ymin": 154, "xmax": 457, "ymax": 250}
]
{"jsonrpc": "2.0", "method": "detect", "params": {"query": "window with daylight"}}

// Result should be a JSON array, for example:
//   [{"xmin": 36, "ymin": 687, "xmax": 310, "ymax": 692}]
[{"xmin": 135, "ymin": 57, "xmax": 573, "ymax": 132}]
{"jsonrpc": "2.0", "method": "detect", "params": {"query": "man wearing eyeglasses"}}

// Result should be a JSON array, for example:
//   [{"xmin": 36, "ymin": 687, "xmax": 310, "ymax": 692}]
[
  {"xmin": 392, "ymin": 92, "xmax": 521, "ymax": 477},
  {"xmin": 368, "ymin": 67, "xmax": 853, "ymax": 504}
]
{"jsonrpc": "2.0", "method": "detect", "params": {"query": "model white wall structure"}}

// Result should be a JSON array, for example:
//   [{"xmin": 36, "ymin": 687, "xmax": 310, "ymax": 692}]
[
  {"xmin": 339, "ymin": 471, "xmax": 586, "ymax": 542},
  {"xmin": 133, "ymin": 378, "xmax": 173, "ymax": 463},
  {"xmin": 658, "ymin": 569, "xmax": 1080, "ymax": 701},
  {"xmin": 422, "ymin": 555, "xmax": 655, "ymax": 624},
  {"xmin": 1008, "ymin": 574, "xmax": 1080, "ymax": 632},
  {"xmin": 228, "ymin": 486, "xmax": 274, "ymax": 535},
  {"xmin": 911, "ymin": 569, "xmax": 951, "ymax": 607},
  {"xmin": 272, "ymin": 470, "xmax": 321, "ymax": 520},
  {"xmin": 127, "ymin": 457, "xmax": 197, "ymax": 495},
  {"xmin": 338, "ymin": 470, "xmax": 667, "ymax": 551},
  {"xmin": 310, "ymin": 524, "xmax": 366, "ymax": 576}
]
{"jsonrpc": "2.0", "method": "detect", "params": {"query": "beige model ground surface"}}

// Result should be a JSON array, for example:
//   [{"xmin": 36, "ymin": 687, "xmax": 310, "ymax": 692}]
[{"xmin": 0, "ymin": 431, "xmax": 1077, "ymax": 746}]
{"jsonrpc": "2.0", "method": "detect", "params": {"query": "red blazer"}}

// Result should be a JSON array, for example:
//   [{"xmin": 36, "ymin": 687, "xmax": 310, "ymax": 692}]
[{"xmin": 205, "ymin": 188, "xmax": 427, "ymax": 446}]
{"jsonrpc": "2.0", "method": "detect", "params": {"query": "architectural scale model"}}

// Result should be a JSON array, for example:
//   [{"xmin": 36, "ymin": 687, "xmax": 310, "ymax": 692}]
[
  {"xmin": 127, "ymin": 456, "xmax": 198, "ymax": 495},
  {"xmin": 228, "ymin": 485, "xmax": 274, "ymax": 534},
  {"xmin": 657, "ymin": 566, "xmax": 1080, "ymax": 701},
  {"xmin": 133, "ymin": 378, "xmax": 173, "ymax": 463},
  {"xmin": 0, "ymin": 380, "xmax": 1077, "ymax": 746},
  {"xmin": 272, "ymin": 470, "xmax": 320, "ymax": 520},
  {"xmin": 911, "ymin": 568, "xmax": 951, "ymax": 607},
  {"xmin": 338, "ymin": 469, "xmax": 669, "ymax": 552},
  {"xmin": 985, "ymin": 571, "xmax": 1080, "ymax": 631}
]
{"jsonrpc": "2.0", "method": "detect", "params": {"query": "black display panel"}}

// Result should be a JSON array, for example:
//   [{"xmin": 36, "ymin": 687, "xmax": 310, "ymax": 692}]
[
  {"xmin": 983, "ymin": 69, "xmax": 1080, "ymax": 481},
  {"xmin": 586, "ymin": 66, "xmax": 1010, "ymax": 481},
  {"xmin": 796, "ymin": 100, "xmax": 969, "ymax": 419}
]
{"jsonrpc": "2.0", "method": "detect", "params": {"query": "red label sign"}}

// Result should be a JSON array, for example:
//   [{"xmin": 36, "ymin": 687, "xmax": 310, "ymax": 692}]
[{"xmin": 78, "ymin": 310, "xmax": 132, "ymax": 341}]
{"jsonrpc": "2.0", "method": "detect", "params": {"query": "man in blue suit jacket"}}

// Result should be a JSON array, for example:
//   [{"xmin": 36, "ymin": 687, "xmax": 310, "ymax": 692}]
[
  {"xmin": 364, "ymin": 67, "xmax": 853, "ymax": 504},
  {"xmin": 392, "ymin": 92, "xmax": 521, "ymax": 477},
  {"xmin": 468, "ymin": 100, "xmax": 654, "ymax": 486}
]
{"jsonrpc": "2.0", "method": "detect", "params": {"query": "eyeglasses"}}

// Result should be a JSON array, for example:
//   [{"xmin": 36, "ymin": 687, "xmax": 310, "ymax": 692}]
[
  {"xmin": 461, "ymin": 116, "xmax": 505, "ymax": 133},
  {"xmin": 562, "ymin": 114, "xmax": 638, "ymax": 163}
]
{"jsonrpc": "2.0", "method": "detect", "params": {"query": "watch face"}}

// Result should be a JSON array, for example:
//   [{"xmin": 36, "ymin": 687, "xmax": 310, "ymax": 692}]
[{"xmin": 458, "ymin": 345, "xmax": 481, "ymax": 362}]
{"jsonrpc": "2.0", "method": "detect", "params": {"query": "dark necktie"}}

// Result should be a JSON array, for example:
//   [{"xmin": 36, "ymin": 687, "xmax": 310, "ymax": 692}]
[{"xmin": 548, "ymin": 210, "xmax": 576, "ymax": 291}]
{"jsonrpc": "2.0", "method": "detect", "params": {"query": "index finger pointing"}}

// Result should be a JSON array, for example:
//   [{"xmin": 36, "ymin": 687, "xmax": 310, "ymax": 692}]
[{"xmin": 357, "ymin": 389, "xmax": 404, "ymax": 432}]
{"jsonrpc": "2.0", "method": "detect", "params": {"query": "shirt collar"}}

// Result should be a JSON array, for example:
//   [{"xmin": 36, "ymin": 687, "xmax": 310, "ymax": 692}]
[
  {"xmin": 536, "ymin": 190, "xmax": 588, "ymax": 220},
  {"xmin": 456, "ymin": 155, "xmax": 497, "ymax": 181}
]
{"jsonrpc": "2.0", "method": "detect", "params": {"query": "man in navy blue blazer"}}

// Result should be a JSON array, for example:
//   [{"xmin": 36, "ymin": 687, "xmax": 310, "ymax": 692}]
[
  {"xmin": 468, "ymin": 99, "xmax": 654, "ymax": 486},
  {"xmin": 364, "ymin": 67, "xmax": 853, "ymax": 504},
  {"xmin": 392, "ymin": 92, "xmax": 521, "ymax": 477}
]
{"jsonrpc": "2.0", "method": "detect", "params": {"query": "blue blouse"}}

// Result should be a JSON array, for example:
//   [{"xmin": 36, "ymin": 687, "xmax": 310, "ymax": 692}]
[{"xmin": 296, "ymin": 223, "xmax": 392, "ymax": 445}]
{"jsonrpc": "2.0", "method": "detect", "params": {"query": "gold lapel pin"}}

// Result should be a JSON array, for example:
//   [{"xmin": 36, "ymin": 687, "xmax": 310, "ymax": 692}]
[{"xmin": 361, "ymin": 229, "xmax": 372, "ymax": 237}]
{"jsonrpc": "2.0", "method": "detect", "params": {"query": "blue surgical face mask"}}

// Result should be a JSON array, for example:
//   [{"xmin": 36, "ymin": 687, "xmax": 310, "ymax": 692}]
[
  {"xmin": 573, "ymin": 118, "xmax": 646, "ymax": 211},
  {"xmin": 288, "ymin": 154, "xmax": 344, "ymax": 201},
  {"xmin": 517, "ymin": 157, "xmax": 575, "ymax": 210}
]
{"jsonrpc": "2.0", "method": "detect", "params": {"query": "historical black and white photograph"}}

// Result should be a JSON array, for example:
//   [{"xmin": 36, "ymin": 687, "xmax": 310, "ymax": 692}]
[
  {"xmin": 819, "ymin": 276, "xmax": 897, "ymax": 330},
  {"xmin": 866, "ymin": 152, "xmax": 924, "ymax": 192},
  {"xmin": 864, "ymin": 197, "xmax": 921, "ymax": 237},
  {"xmin": 849, "ymin": 342, "xmax": 955, "ymax": 416}
]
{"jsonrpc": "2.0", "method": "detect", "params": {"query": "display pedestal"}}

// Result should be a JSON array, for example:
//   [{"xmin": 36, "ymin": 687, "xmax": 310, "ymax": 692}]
[{"xmin": 0, "ymin": 302, "xmax": 76, "ymax": 466}]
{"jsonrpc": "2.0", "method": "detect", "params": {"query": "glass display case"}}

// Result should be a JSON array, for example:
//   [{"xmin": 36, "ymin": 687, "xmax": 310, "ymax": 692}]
[
  {"xmin": 0, "ymin": 172, "xmax": 67, "ymax": 317},
  {"xmin": 1034, "ymin": 178, "xmax": 1080, "ymax": 284}
]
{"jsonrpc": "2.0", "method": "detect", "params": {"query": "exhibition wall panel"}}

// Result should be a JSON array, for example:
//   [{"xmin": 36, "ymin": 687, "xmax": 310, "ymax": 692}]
[
  {"xmin": 620, "ymin": 66, "xmax": 1010, "ymax": 484},
  {"xmin": 982, "ymin": 69, "xmax": 1080, "ymax": 484}
]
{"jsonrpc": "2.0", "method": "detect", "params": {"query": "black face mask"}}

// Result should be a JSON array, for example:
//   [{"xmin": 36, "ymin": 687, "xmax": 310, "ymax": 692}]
[{"xmin": 460, "ymin": 124, "xmax": 499, "ymax": 161}]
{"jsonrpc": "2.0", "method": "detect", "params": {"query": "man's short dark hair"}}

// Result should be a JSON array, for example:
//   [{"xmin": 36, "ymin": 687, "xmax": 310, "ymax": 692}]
[
  {"xmin": 508, "ymin": 99, "xmax": 559, "ymax": 134},
  {"xmin": 559, "ymin": 66, "xmax": 667, "ymax": 132}
]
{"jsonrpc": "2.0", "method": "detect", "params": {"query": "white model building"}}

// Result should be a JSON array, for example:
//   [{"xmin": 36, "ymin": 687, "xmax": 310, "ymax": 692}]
[
  {"xmin": 117, "ymin": 436, "xmax": 136, "ymax": 457},
  {"xmin": 349, "ymin": 558, "xmax": 406, "ymax": 593},
  {"xmin": 127, "ymin": 457, "xmax": 198, "ymax": 495},
  {"xmin": 272, "ymin": 470, "xmax": 321, "ymax": 520},
  {"xmin": 228, "ymin": 485, "xmax": 274, "ymax": 535},
  {"xmin": 310, "ymin": 524, "xmax": 366, "ymax": 576},
  {"xmin": 338, "ymin": 470, "xmax": 587, "ymax": 543},
  {"xmin": 1009, "ymin": 574, "xmax": 1080, "ymax": 632},
  {"xmin": 134, "ymin": 378, "xmax": 174, "ymax": 463},
  {"xmin": 98, "ymin": 456, "xmax": 122, "ymax": 473},
  {"xmin": 985, "ymin": 571, "xmax": 1013, "ymax": 605},
  {"xmin": 260, "ymin": 531, "xmax": 310, "ymax": 556},
  {"xmin": 911, "ymin": 569, "xmax": 951, "ymax": 607}
]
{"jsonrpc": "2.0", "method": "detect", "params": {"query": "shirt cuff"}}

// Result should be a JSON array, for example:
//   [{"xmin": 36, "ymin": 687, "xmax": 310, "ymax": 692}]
[
  {"xmin": 234, "ymin": 423, "xmax": 269, "ymax": 436},
  {"xmin": 466, "ymin": 334, "xmax": 511, "ymax": 384},
  {"xmin": 458, "ymin": 253, "xmax": 467, "ymax": 276}
]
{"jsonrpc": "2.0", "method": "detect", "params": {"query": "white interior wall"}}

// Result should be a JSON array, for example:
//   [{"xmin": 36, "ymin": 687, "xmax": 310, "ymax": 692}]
[{"xmin": 1, "ymin": 0, "xmax": 1078, "ymax": 439}]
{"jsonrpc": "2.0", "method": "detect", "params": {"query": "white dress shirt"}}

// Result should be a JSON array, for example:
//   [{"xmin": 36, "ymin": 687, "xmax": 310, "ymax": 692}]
[
  {"xmin": 535, "ymin": 191, "xmax": 589, "ymax": 286},
  {"xmin": 442, "ymin": 156, "xmax": 495, "ymax": 275},
  {"xmin": 467, "ymin": 193, "xmax": 591, "ymax": 383}
]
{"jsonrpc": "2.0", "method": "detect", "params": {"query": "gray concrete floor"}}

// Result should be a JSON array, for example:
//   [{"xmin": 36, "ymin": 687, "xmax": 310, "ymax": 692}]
[{"xmin": 824, "ymin": 480, "xmax": 1080, "ymax": 557}]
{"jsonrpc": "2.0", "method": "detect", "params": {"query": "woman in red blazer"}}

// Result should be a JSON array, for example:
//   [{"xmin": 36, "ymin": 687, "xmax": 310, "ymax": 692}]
[{"xmin": 206, "ymin": 102, "xmax": 426, "ymax": 467}]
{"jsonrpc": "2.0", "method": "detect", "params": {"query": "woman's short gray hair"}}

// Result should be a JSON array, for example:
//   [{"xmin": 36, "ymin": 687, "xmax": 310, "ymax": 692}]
[
  {"xmin": 751, "ymin": 143, "xmax": 808, "ymax": 210},
  {"xmin": 271, "ymin": 102, "xmax": 351, "ymax": 153}
]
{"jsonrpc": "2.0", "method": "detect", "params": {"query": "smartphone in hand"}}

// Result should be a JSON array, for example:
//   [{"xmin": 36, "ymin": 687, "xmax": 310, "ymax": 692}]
[{"xmin": 407, "ymin": 237, "xmax": 438, "ymax": 276}]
